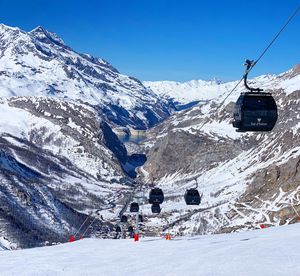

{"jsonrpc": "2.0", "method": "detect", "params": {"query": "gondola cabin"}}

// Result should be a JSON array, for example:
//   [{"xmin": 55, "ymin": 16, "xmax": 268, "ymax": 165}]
[
  {"xmin": 151, "ymin": 203, "xmax": 161, "ymax": 214},
  {"xmin": 233, "ymin": 92, "xmax": 277, "ymax": 132},
  {"xmin": 184, "ymin": 189, "xmax": 201, "ymax": 205},
  {"xmin": 120, "ymin": 215, "xmax": 128, "ymax": 223},
  {"xmin": 128, "ymin": 226, "xmax": 134, "ymax": 232},
  {"xmin": 116, "ymin": 225, "xmax": 121, "ymax": 233},
  {"xmin": 130, "ymin": 202, "xmax": 139, "ymax": 213},
  {"xmin": 149, "ymin": 188, "xmax": 164, "ymax": 204}
]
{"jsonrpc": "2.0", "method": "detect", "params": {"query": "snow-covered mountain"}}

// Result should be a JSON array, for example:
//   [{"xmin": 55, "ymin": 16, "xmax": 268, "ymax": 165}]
[
  {"xmin": 136, "ymin": 64, "xmax": 300, "ymax": 236},
  {"xmin": 0, "ymin": 23, "xmax": 170, "ymax": 248},
  {"xmin": 0, "ymin": 22, "xmax": 300, "ymax": 249},
  {"xmin": 0, "ymin": 24, "xmax": 173, "ymax": 129},
  {"xmin": 143, "ymin": 72, "xmax": 298, "ymax": 107},
  {"xmin": 144, "ymin": 79, "xmax": 227, "ymax": 105}
]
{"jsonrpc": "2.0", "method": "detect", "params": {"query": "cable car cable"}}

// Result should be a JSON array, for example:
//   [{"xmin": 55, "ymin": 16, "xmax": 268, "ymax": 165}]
[
  {"xmin": 73, "ymin": 211, "xmax": 92, "ymax": 238},
  {"xmin": 253, "ymin": 3, "xmax": 300, "ymax": 70},
  {"xmin": 82, "ymin": 215, "xmax": 98, "ymax": 237},
  {"xmin": 196, "ymin": 3, "xmax": 300, "ymax": 133}
]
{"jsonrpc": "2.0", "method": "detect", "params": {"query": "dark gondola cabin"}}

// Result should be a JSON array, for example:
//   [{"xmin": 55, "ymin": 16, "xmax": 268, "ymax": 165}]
[
  {"xmin": 128, "ymin": 226, "xmax": 134, "ymax": 232},
  {"xmin": 233, "ymin": 92, "xmax": 278, "ymax": 132},
  {"xmin": 233, "ymin": 59, "xmax": 278, "ymax": 132},
  {"xmin": 149, "ymin": 188, "xmax": 164, "ymax": 204},
  {"xmin": 184, "ymin": 189, "xmax": 201, "ymax": 205},
  {"xmin": 120, "ymin": 215, "xmax": 128, "ymax": 223},
  {"xmin": 151, "ymin": 203, "xmax": 161, "ymax": 214},
  {"xmin": 130, "ymin": 202, "xmax": 139, "ymax": 213},
  {"xmin": 116, "ymin": 225, "xmax": 121, "ymax": 233}
]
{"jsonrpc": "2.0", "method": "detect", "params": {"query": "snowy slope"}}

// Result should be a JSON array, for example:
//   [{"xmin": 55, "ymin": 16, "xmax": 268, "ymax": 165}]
[
  {"xmin": 0, "ymin": 223, "xmax": 300, "ymax": 275},
  {"xmin": 0, "ymin": 24, "xmax": 173, "ymax": 129}
]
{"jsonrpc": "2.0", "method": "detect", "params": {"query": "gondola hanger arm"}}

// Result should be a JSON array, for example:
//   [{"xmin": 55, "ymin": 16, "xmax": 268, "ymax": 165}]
[
  {"xmin": 243, "ymin": 59, "xmax": 263, "ymax": 93},
  {"xmin": 194, "ymin": 178, "xmax": 198, "ymax": 189}
]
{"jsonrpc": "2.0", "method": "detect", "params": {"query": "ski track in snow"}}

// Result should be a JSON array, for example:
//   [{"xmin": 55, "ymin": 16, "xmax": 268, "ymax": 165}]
[{"xmin": 0, "ymin": 223, "xmax": 299, "ymax": 275}]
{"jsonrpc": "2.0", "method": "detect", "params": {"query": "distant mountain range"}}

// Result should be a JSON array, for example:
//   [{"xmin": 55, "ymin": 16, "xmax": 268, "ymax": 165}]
[
  {"xmin": 144, "ymin": 69, "xmax": 300, "ymax": 105},
  {"xmin": 144, "ymin": 79, "xmax": 226, "ymax": 104}
]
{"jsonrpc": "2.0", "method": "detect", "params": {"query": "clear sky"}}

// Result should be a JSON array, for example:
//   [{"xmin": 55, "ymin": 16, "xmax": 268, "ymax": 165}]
[{"xmin": 1, "ymin": 0, "xmax": 300, "ymax": 81}]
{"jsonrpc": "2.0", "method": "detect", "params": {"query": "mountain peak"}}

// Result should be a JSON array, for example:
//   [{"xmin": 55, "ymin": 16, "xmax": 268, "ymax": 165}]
[
  {"xmin": 0, "ymin": 23, "xmax": 22, "ymax": 34},
  {"xmin": 30, "ymin": 25, "xmax": 46, "ymax": 33},
  {"xmin": 30, "ymin": 25, "xmax": 65, "ymax": 46}
]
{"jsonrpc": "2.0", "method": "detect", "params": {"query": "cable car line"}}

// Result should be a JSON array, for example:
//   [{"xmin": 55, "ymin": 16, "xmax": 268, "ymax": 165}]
[
  {"xmin": 73, "ymin": 211, "xmax": 92, "ymax": 239},
  {"xmin": 197, "ymin": 3, "xmax": 300, "ymax": 133},
  {"xmin": 253, "ymin": 3, "xmax": 300, "ymax": 70},
  {"xmin": 81, "ymin": 211, "xmax": 102, "ymax": 237}
]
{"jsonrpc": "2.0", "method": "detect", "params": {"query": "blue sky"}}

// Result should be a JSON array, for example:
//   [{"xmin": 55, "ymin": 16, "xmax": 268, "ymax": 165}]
[{"xmin": 1, "ymin": 0, "xmax": 300, "ymax": 81}]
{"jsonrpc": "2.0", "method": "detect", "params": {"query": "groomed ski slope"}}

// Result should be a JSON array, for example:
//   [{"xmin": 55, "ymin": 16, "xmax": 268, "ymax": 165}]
[{"xmin": 1, "ymin": 223, "xmax": 300, "ymax": 276}]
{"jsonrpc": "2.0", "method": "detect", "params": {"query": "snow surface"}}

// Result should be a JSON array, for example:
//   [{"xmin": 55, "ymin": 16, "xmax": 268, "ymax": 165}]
[{"xmin": 0, "ymin": 223, "xmax": 299, "ymax": 275}]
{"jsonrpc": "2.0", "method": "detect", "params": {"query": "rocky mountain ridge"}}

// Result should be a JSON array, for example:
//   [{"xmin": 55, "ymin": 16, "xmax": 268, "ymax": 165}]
[{"xmin": 0, "ymin": 24, "xmax": 174, "ymax": 130}]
